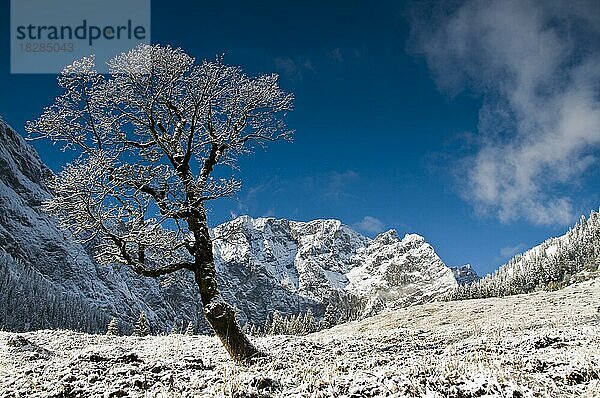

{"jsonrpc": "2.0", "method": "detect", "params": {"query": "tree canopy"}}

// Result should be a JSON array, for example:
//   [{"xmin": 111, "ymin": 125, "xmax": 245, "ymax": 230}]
[{"xmin": 27, "ymin": 44, "xmax": 293, "ymax": 276}]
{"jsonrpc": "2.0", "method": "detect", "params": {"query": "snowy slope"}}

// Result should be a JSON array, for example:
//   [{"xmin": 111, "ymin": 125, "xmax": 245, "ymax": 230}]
[{"xmin": 1, "ymin": 279, "xmax": 598, "ymax": 397}]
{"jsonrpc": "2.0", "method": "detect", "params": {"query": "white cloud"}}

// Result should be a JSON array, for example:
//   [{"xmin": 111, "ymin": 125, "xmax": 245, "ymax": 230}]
[
  {"xmin": 413, "ymin": 0, "xmax": 600, "ymax": 225},
  {"xmin": 274, "ymin": 57, "xmax": 315, "ymax": 82},
  {"xmin": 262, "ymin": 209, "xmax": 275, "ymax": 218},
  {"xmin": 499, "ymin": 243, "xmax": 527, "ymax": 258},
  {"xmin": 354, "ymin": 216, "xmax": 385, "ymax": 235},
  {"xmin": 274, "ymin": 58, "xmax": 301, "ymax": 81},
  {"xmin": 328, "ymin": 48, "xmax": 343, "ymax": 62}
]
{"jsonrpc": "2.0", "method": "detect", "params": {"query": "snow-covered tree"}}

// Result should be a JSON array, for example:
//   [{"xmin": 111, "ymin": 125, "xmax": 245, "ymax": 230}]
[
  {"xmin": 289, "ymin": 314, "xmax": 301, "ymax": 335},
  {"xmin": 302, "ymin": 308, "xmax": 315, "ymax": 335},
  {"xmin": 185, "ymin": 322, "xmax": 195, "ymax": 336},
  {"xmin": 169, "ymin": 323, "xmax": 181, "ymax": 335},
  {"xmin": 322, "ymin": 290, "xmax": 366, "ymax": 328},
  {"xmin": 27, "ymin": 44, "xmax": 293, "ymax": 363},
  {"xmin": 268, "ymin": 311, "xmax": 284, "ymax": 335},
  {"xmin": 134, "ymin": 312, "xmax": 150, "ymax": 337},
  {"xmin": 248, "ymin": 324, "xmax": 259, "ymax": 336},
  {"xmin": 261, "ymin": 308, "xmax": 319, "ymax": 336},
  {"xmin": 106, "ymin": 317, "xmax": 119, "ymax": 336}
]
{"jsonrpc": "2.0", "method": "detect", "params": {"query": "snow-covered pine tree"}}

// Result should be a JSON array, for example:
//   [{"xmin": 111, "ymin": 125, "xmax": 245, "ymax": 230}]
[
  {"xmin": 289, "ymin": 314, "xmax": 301, "ymax": 335},
  {"xmin": 320, "ymin": 290, "xmax": 366, "ymax": 329},
  {"xmin": 302, "ymin": 308, "xmax": 315, "ymax": 335},
  {"xmin": 282, "ymin": 316, "xmax": 292, "ymax": 335},
  {"xmin": 169, "ymin": 321, "xmax": 182, "ymax": 335},
  {"xmin": 269, "ymin": 311, "xmax": 283, "ymax": 335},
  {"xmin": 106, "ymin": 317, "xmax": 119, "ymax": 336},
  {"xmin": 248, "ymin": 324, "xmax": 259, "ymax": 336},
  {"xmin": 134, "ymin": 312, "xmax": 150, "ymax": 337},
  {"xmin": 185, "ymin": 322, "xmax": 195, "ymax": 336},
  {"xmin": 0, "ymin": 249, "xmax": 110, "ymax": 333}
]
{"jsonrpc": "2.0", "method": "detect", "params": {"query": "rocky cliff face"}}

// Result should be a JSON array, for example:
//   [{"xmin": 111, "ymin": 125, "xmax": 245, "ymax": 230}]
[
  {"xmin": 347, "ymin": 231, "xmax": 458, "ymax": 312},
  {"xmin": 0, "ymin": 117, "xmax": 458, "ymax": 333}
]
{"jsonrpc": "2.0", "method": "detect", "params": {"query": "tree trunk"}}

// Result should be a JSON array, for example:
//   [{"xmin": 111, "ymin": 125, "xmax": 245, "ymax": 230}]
[
  {"xmin": 194, "ymin": 261, "xmax": 264, "ymax": 364},
  {"xmin": 189, "ymin": 209, "xmax": 264, "ymax": 364}
]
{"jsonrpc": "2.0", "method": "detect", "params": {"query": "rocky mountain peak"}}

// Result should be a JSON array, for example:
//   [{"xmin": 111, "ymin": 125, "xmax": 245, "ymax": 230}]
[
  {"xmin": 372, "ymin": 229, "xmax": 400, "ymax": 245},
  {"xmin": 401, "ymin": 233, "xmax": 426, "ymax": 247},
  {"xmin": 450, "ymin": 264, "xmax": 481, "ymax": 285}
]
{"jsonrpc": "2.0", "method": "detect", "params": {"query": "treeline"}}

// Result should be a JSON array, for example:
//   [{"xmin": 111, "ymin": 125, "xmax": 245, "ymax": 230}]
[
  {"xmin": 447, "ymin": 211, "xmax": 599, "ymax": 301},
  {"xmin": 1, "ymin": 240, "xmax": 371, "ymax": 336},
  {"xmin": 106, "ymin": 312, "xmax": 155, "ymax": 336},
  {"xmin": 244, "ymin": 290, "xmax": 371, "ymax": 336},
  {"xmin": 0, "ymin": 249, "xmax": 110, "ymax": 333},
  {"xmin": 103, "ymin": 292, "xmax": 369, "ymax": 338},
  {"xmin": 244, "ymin": 309, "xmax": 316, "ymax": 336}
]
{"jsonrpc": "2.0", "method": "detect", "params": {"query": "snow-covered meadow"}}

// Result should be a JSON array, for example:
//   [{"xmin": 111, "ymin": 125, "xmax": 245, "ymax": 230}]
[{"xmin": 1, "ymin": 279, "xmax": 599, "ymax": 397}]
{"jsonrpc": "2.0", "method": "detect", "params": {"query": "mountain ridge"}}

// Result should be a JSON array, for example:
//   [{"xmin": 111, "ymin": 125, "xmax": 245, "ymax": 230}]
[
  {"xmin": 449, "ymin": 264, "xmax": 480, "ymax": 285},
  {"xmin": 0, "ymin": 117, "xmax": 203, "ymax": 334},
  {"xmin": 212, "ymin": 215, "xmax": 457, "ymax": 325}
]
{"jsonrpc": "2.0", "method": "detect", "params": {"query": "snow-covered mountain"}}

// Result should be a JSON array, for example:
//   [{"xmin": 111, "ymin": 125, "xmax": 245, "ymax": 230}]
[
  {"xmin": 449, "ymin": 264, "xmax": 480, "ymax": 285},
  {"xmin": 0, "ymin": 117, "xmax": 457, "ymax": 333},
  {"xmin": 212, "ymin": 217, "xmax": 457, "ymax": 325}
]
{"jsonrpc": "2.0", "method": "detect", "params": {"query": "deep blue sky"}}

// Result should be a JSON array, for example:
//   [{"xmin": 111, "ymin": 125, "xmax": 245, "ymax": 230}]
[{"xmin": 1, "ymin": 0, "xmax": 598, "ymax": 276}]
